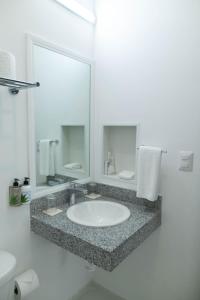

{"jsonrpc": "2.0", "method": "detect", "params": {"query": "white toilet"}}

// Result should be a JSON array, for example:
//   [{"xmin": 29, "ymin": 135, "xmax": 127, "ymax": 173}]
[{"xmin": 0, "ymin": 250, "xmax": 16, "ymax": 300}]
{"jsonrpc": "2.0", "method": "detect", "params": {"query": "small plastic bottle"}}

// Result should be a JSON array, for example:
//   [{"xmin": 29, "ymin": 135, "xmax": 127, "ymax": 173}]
[
  {"xmin": 21, "ymin": 177, "xmax": 31, "ymax": 204},
  {"xmin": 9, "ymin": 178, "xmax": 21, "ymax": 206}
]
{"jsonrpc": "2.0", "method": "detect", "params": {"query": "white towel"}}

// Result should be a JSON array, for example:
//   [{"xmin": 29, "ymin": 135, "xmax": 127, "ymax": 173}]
[
  {"xmin": 0, "ymin": 50, "xmax": 16, "ymax": 79},
  {"xmin": 49, "ymin": 141, "xmax": 56, "ymax": 176},
  {"xmin": 136, "ymin": 146, "xmax": 162, "ymax": 202},
  {"xmin": 39, "ymin": 140, "xmax": 56, "ymax": 176},
  {"xmin": 119, "ymin": 170, "xmax": 135, "ymax": 180},
  {"xmin": 64, "ymin": 163, "xmax": 81, "ymax": 170}
]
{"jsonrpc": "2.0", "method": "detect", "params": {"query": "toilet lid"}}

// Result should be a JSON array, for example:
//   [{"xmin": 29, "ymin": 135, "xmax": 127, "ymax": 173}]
[{"xmin": 0, "ymin": 251, "xmax": 16, "ymax": 287}]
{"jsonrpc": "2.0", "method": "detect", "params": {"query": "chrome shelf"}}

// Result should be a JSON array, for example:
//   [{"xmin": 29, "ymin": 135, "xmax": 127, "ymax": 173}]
[{"xmin": 0, "ymin": 77, "xmax": 40, "ymax": 95}]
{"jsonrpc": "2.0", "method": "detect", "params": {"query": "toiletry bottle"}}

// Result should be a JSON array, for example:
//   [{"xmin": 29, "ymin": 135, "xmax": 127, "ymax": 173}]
[
  {"xmin": 21, "ymin": 177, "xmax": 31, "ymax": 204},
  {"xmin": 108, "ymin": 155, "xmax": 116, "ymax": 175},
  {"xmin": 104, "ymin": 152, "xmax": 112, "ymax": 175},
  {"xmin": 9, "ymin": 179, "xmax": 21, "ymax": 206}
]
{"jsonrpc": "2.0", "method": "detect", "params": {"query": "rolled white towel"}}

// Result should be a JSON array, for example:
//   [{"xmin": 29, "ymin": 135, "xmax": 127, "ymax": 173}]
[
  {"xmin": 118, "ymin": 170, "xmax": 135, "ymax": 180},
  {"xmin": 0, "ymin": 50, "xmax": 16, "ymax": 79},
  {"xmin": 64, "ymin": 163, "xmax": 81, "ymax": 170}
]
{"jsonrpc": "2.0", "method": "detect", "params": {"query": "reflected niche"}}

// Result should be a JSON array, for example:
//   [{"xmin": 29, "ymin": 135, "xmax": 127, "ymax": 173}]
[
  {"xmin": 32, "ymin": 41, "xmax": 91, "ymax": 190},
  {"xmin": 60, "ymin": 125, "xmax": 89, "ymax": 177}
]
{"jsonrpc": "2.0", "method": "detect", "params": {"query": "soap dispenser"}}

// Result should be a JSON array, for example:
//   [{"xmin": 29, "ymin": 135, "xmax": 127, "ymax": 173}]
[
  {"xmin": 21, "ymin": 177, "xmax": 31, "ymax": 204},
  {"xmin": 9, "ymin": 179, "xmax": 21, "ymax": 206}
]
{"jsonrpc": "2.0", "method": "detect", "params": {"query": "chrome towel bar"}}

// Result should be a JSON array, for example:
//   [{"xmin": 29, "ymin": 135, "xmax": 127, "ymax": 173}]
[{"xmin": 136, "ymin": 146, "xmax": 167, "ymax": 154}]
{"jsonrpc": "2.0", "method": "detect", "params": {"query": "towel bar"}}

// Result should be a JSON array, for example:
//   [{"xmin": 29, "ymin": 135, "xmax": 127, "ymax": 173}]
[
  {"xmin": 36, "ymin": 139, "xmax": 59, "ymax": 152},
  {"xmin": 0, "ymin": 77, "xmax": 40, "ymax": 94},
  {"xmin": 136, "ymin": 146, "xmax": 167, "ymax": 154}
]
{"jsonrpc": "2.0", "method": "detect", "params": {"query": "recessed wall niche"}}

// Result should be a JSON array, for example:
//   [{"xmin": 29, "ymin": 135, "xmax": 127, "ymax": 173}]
[{"xmin": 103, "ymin": 125, "xmax": 137, "ymax": 182}]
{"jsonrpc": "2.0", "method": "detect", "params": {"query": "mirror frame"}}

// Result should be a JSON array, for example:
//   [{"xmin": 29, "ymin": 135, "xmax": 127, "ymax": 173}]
[{"xmin": 26, "ymin": 34, "xmax": 94, "ymax": 199}]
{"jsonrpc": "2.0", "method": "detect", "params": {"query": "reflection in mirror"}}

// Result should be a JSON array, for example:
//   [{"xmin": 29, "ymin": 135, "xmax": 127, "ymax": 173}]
[{"xmin": 32, "ymin": 44, "xmax": 91, "ymax": 190}]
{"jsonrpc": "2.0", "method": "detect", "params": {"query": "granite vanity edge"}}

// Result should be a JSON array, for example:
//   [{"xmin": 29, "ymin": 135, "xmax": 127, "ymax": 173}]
[
  {"xmin": 31, "ymin": 217, "xmax": 63, "ymax": 247},
  {"xmin": 31, "ymin": 208, "xmax": 161, "ymax": 272},
  {"xmin": 31, "ymin": 216, "xmax": 113, "ymax": 271},
  {"xmin": 109, "ymin": 211, "xmax": 161, "ymax": 271},
  {"xmin": 30, "ymin": 182, "xmax": 162, "ymax": 272}
]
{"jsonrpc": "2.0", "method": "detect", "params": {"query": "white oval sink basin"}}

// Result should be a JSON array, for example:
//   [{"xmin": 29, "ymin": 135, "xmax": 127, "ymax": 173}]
[
  {"xmin": 0, "ymin": 251, "xmax": 16, "ymax": 287},
  {"xmin": 67, "ymin": 200, "xmax": 131, "ymax": 227}
]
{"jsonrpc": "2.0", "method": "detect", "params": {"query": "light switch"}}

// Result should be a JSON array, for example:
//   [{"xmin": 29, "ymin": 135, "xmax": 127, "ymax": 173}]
[{"xmin": 179, "ymin": 151, "xmax": 194, "ymax": 172}]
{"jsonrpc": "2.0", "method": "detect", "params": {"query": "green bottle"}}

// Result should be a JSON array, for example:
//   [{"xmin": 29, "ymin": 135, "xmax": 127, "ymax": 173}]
[{"xmin": 9, "ymin": 179, "xmax": 21, "ymax": 206}]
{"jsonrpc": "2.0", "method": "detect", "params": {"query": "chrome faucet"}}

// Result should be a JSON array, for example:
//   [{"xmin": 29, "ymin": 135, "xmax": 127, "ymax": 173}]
[{"xmin": 68, "ymin": 183, "xmax": 88, "ymax": 206}]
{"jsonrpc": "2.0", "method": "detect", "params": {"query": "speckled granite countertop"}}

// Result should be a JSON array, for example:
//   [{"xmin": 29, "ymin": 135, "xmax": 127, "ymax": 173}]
[{"xmin": 31, "ymin": 187, "xmax": 161, "ymax": 271}]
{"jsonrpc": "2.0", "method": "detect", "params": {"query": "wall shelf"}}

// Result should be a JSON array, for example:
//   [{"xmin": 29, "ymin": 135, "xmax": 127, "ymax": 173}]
[
  {"xmin": 0, "ymin": 77, "xmax": 40, "ymax": 94},
  {"xmin": 103, "ymin": 125, "xmax": 138, "ymax": 182}
]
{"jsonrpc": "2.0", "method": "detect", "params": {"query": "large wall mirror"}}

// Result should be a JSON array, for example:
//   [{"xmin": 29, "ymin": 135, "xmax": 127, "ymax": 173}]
[{"xmin": 27, "ymin": 35, "xmax": 92, "ymax": 194}]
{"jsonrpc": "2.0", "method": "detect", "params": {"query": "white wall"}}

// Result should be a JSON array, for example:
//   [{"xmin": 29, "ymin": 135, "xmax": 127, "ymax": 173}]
[
  {"xmin": 94, "ymin": 0, "xmax": 200, "ymax": 300},
  {"xmin": 76, "ymin": 0, "xmax": 94, "ymax": 11},
  {"xmin": 0, "ymin": 0, "xmax": 94, "ymax": 299}
]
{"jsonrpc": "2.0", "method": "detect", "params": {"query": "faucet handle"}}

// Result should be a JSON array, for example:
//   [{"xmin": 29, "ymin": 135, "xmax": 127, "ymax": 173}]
[
  {"xmin": 74, "ymin": 183, "xmax": 83, "ymax": 189},
  {"xmin": 69, "ymin": 182, "xmax": 76, "ymax": 188}
]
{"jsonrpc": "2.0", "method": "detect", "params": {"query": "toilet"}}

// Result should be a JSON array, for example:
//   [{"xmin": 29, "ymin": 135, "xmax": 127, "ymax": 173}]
[{"xmin": 0, "ymin": 250, "xmax": 16, "ymax": 300}]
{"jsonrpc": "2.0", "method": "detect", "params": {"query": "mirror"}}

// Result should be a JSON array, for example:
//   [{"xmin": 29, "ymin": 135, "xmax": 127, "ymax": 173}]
[{"xmin": 29, "ymin": 37, "xmax": 92, "ymax": 191}]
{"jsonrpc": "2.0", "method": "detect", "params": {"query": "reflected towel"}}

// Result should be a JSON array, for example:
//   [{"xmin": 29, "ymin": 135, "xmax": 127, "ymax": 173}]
[
  {"xmin": 64, "ymin": 163, "xmax": 81, "ymax": 170},
  {"xmin": 49, "ymin": 141, "xmax": 56, "ymax": 176},
  {"xmin": 136, "ymin": 146, "xmax": 162, "ymax": 202},
  {"xmin": 118, "ymin": 170, "xmax": 135, "ymax": 180},
  {"xmin": 39, "ymin": 140, "xmax": 56, "ymax": 176}
]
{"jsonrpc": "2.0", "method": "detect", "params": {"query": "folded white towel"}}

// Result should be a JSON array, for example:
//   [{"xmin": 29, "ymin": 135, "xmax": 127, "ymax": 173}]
[
  {"xmin": 136, "ymin": 146, "xmax": 162, "ymax": 202},
  {"xmin": 119, "ymin": 170, "xmax": 135, "ymax": 180},
  {"xmin": 39, "ymin": 140, "xmax": 56, "ymax": 176},
  {"xmin": 64, "ymin": 163, "xmax": 81, "ymax": 170}
]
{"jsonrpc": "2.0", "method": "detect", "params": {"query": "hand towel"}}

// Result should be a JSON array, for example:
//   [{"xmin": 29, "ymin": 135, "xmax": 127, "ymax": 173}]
[
  {"xmin": 136, "ymin": 146, "xmax": 162, "ymax": 201},
  {"xmin": 39, "ymin": 140, "xmax": 56, "ymax": 176},
  {"xmin": 118, "ymin": 170, "xmax": 135, "ymax": 180},
  {"xmin": 49, "ymin": 141, "xmax": 56, "ymax": 176}
]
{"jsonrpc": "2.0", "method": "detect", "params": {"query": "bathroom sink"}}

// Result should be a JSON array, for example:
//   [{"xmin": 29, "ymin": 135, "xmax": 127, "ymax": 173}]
[
  {"xmin": 0, "ymin": 251, "xmax": 16, "ymax": 287},
  {"xmin": 67, "ymin": 200, "xmax": 131, "ymax": 227}
]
